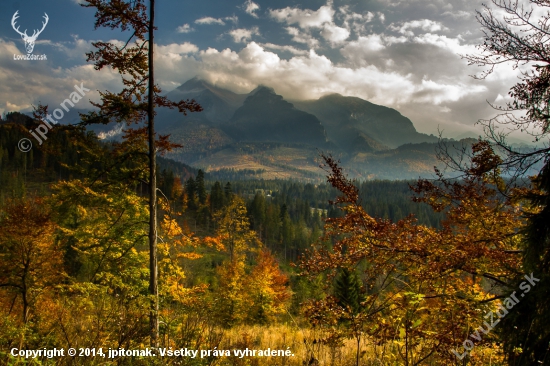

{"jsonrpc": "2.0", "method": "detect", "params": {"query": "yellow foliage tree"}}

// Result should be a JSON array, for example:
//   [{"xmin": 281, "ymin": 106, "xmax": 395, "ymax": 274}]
[
  {"xmin": 213, "ymin": 196, "xmax": 259, "ymax": 263},
  {"xmin": 52, "ymin": 179, "xmax": 149, "ymax": 294},
  {"xmin": 210, "ymin": 196, "xmax": 261, "ymax": 326}
]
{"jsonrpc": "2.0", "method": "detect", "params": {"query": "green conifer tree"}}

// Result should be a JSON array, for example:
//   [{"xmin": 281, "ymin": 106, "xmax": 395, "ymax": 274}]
[
  {"xmin": 334, "ymin": 268, "xmax": 363, "ymax": 315},
  {"xmin": 185, "ymin": 177, "xmax": 197, "ymax": 210},
  {"xmin": 224, "ymin": 182, "xmax": 232, "ymax": 202},
  {"xmin": 196, "ymin": 169, "xmax": 207, "ymax": 205},
  {"xmin": 210, "ymin": 181, "xmax": 224, "ymax": 212}
]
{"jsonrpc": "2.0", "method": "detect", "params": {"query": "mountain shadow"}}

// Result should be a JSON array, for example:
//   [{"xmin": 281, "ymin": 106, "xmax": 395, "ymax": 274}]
[{"xmin": 224, "ymin": 86, "xmax": 327, "ymax": 145}]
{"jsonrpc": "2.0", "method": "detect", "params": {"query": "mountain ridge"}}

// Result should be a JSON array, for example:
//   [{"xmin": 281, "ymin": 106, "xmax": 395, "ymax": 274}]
[
  {"xmin": 223, "ymin": 86, "xmax": 327, "ymax": 145},
  {"xmin": 293, "ymin": 93, "xmax": 438, "ymax": 150},
  {"xmin": 155, "ymin": 77, "xmax": 448, "ymax": 179},
  {"xmin": 162, "ymin": 78, "xmax": 436, "ymax": 150}
]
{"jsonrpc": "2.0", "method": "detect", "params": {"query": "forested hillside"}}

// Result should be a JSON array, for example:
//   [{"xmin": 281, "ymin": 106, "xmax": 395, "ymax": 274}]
[{"xmin": 0, "ymin": 116, "xmax": 442, "ymax": 256}]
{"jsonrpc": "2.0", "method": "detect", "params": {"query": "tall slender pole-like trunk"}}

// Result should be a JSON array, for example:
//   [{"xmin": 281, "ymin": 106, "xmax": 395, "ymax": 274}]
[{"xmin": 147, "ymin": 0, "xmax": 159, "ymax": 348}]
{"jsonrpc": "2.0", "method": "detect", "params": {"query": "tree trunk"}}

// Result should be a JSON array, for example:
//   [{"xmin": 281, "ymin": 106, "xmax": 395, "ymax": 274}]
[
  {"xmin": 147, "ymin": 0, "xmax": 159, "ymax": 348},
  {"xmin": 356, "ymin": 334, "xmax": 361, "ymax": 366}
]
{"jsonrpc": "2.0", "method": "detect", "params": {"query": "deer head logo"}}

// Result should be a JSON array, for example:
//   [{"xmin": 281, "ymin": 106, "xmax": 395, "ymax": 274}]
[{"xmin": 11, "ymin": 11, "xmax": 49, "ymax": 54}]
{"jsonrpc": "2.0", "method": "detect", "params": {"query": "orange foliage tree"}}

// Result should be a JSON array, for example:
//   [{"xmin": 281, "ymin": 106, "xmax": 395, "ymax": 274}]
[
  {"xmin": 246, "ymin": 249, "xmax": 292, "ymax": 325},
  {"xmin": 299, "ymin": 142, "xmax": 524, "ymax": 364},
  {"xmin": 0, "ymin": 197, "xmax": 63, "ymax": 348}
]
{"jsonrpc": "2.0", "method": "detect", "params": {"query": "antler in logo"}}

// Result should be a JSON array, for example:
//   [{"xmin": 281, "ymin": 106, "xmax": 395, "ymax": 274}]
[{"xmin": 11, "ymin": 11, "xmax": 49, "ymax": 54}]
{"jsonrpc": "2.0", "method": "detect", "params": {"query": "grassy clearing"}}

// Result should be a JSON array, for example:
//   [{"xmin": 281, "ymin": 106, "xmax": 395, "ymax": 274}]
[{"xmin": 217, "ymin": 325, "xmax": 506, "ymax": 366}]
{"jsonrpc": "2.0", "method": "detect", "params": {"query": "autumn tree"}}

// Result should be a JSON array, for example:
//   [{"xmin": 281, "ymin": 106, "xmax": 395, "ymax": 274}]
[
  {"xmin": 80, "ymin": 0, "xmax": 201, "ymax": 345},
  {"xmin": 463, "ymin": 1, "xmax": 550, "ymax": 363},
  {"xmin": 155, "ymin": 199, "xmax": 213, "ymax": 347},
  {"xmin": 50, "ymin": 149, "xmax": 153, "ymax": 350},
  {"xmin": 52, "ymin": 177, "xmax": 149, "ymax": 295},
  {"xmin": 214, "ymin": 259, "xmax": 247, "ymax": 327},
  {"xmin": 300, "ymin": 150, "xmax": 523, "ymax": 364},
  {"xmin": 0, "ymin": 197, "xmax": 63, "ymax": 348},
  {"xmin": 213, "ymin": 196, "xmax": 259, "ymax": 263},
  {"xmin": 49, "ymin": 139, "xmax": 213, "ymax": 353},
  {"xmin": 245, "ymin": 249, "xmax": 291, "ymax": 325},
  {"xmin": 209, "ymin": 196, "xmax": 260, "ymax": 326}
]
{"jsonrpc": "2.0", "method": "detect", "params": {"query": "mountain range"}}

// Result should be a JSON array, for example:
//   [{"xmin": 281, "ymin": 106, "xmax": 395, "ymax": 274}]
[
  {"xmin": 158, "ymin": 77, "xmax": 437, "ymax": 148},
  {"xmin": 153, "ymin": 77, "xmax": 448, "ymax": 180}
]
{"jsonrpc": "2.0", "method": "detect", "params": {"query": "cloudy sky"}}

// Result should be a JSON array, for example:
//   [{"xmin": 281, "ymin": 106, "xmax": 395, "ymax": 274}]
[{"xmin": 0, "ymin": 0, "xmax": 527, "ymax": 138}]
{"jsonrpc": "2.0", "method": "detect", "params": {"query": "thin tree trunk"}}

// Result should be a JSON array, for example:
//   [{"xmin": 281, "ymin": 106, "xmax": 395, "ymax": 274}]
[
  {"xmin": 356, "ymin": 334, "xmax": 360, "ymax": 366},
  {"xmin": 147, "ymin": 0, "xmax": 159, "ymax": 348},
  {"xmin": 405, "ymin": 327, "xmax": 409, "ymax": 366}
]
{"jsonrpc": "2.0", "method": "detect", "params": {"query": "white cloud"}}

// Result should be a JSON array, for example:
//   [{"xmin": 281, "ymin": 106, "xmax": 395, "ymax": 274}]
[
  {"xmin": 176, "ymin": 24, "xmax": 194, "ymax": 33},
  {"xmin": 195, "ymin": 17, "xmax": 226, "ymax": 25},
  {"xmin": 6, "ymin": 101, "xmax": 32, "ymax": 112},
  {"xmin": 97, "ymin": 125, "xmax": 123, "ymax": 140},
  {"xmin": 268, "ymin": 0, "xmax": 366, "ymax": 47},
  {"xmin": 243, "ymin": 0, "xmax": 260, "ymax": 18},
  {"xmin": 45, "ymin": 35, "xmax": 94, "ymax": 60},
  {"xmin": 413, "ymin": 79, "xmax": 486, "ymax": 105},
  {"xmin": 156, "ymin": 43, "xmax": 199, "ymax": 55},
  {"xmin": 364, "ymin": 12, "xmax": 375, "ymax": 23},
  {"xmin": 270, "ymin": 2, "xmax": 334, "ymax": 29},
  {"xmin": 339, "ymin": 31, "xmax": 478, "ymax": 76},
  {"xmin": 225, "ymin": 15, "xmax": 239, "ymax": 24},
  {"xmin": 412, "ymin": 33, "xmax": 477, "ymax": 54},
  {"xmin": 391, "ymin": 19, "xmax": 448, "ymax": 36},
  {"xmin": 339, "ymin": 7, "xmax": 374, "ymax": 24},
  {"xmin": 0, "ymin": 38, "xmax": 200, "ymax": 115},
  {"xmin": 338, "ymin": 7, "xmax": 376, "ymax": 35},
  {"xmin": 261, "ymin": 43, "xmax": 308, "ymax": 55},
  {"xmin": 0, "ymin": 39, "xmax": 122, "ymax": 112},
  {"xmin": 320, "ymin": 23, "xmax": 350, "ymax": 46},
  {"xmin": 153, "ymin": 42, "xmax": 488, "ymax": 111},
  {"xmin": 285, "ymin": 27, "xmax": 319, "ymax": 48},
  {"xmin": 341, "ymin": 35, "xmax": 386, "ymax": 60},
  {"xmin": 442, "ymin": 10, "xmax": 472, "ymax": 19},
  {"xmin": 229, "ymin": 27, "xmax": 260, "ymax": 43}
]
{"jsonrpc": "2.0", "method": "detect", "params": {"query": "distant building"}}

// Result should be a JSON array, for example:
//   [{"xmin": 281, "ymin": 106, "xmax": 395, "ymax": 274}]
[{"xmin": 310, "ymin": 207, "xmax": 327, "ymax": 216}]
